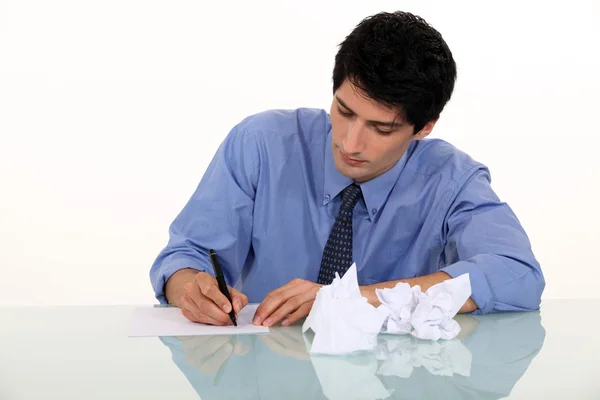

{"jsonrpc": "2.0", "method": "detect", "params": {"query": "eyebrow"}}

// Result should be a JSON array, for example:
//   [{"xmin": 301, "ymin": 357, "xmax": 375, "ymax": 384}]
[{"xmin": 335, "ymin": 96, "xmax": 405, "ymax": 129}]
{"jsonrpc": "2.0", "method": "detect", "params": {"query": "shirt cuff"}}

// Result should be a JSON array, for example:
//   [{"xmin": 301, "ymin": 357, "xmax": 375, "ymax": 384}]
[
  {"xmin": 152, "ymin": 255, "xmax": 211, "ymax": 304},
  {"xmin": 441, "ymin": 260, "xmax": 495, "ymax": 315}
]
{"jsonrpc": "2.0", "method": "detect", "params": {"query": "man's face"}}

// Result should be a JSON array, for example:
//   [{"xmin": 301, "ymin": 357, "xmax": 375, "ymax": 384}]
[{"xmin": 330, "ymin": 80, "xmax": 436, "ymax": 182}]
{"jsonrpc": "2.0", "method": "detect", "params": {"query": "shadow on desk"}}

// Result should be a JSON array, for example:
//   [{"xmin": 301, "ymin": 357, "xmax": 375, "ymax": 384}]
[{"xmin": 159, "ymin": 311, "xmax": 545, "ymax": 400}]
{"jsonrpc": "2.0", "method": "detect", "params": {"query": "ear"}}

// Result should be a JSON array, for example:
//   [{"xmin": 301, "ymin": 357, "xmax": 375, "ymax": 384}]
[{"xmin": 413, "ymin": 119, "xmax": 438, "ymax": 140}]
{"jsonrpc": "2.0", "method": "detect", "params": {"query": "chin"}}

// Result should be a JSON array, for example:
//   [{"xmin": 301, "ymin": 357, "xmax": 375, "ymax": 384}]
[{"xmin": 336, "ymin": 164, "xmax": 364, "ymax": 181}]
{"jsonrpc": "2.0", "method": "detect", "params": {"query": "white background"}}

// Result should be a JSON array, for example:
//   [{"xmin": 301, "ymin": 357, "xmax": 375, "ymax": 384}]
[{"xmin": 1, "ymin": 0, "xmax": 599, "ymax": 307}]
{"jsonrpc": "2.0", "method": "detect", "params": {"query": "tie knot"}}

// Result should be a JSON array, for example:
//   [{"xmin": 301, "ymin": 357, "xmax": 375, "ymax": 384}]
[{"xmin": 341, "ymin": 183, "xmax": 362, "ymax": 211}]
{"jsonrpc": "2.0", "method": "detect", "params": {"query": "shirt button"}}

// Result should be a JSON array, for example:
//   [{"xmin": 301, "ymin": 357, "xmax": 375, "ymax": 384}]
[
  {"xmin": 372, "ymin": 208, "xmax": 377, "ymax": 215},
  {"xmin": 325, "ymin": 194, "xmax": 331, "ymax": 201}
]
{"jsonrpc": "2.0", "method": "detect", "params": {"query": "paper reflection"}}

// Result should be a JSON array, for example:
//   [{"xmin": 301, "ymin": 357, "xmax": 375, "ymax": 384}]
[
  {"xmin": 376, "ymin": 335, "xmax": 472, "ymax": 378},
  {"xmin": 308, "ymin": 334, "xmax": 471, "ymax": 400},
  {"xmin": 159, "ymin": 310, "xmax": 545, "ymax": 400}
]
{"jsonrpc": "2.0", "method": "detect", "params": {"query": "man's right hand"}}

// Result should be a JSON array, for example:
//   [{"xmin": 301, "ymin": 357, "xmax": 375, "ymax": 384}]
[{"xmin": 165, "ymin": 269, "xmax": 248, "ymax": 326}]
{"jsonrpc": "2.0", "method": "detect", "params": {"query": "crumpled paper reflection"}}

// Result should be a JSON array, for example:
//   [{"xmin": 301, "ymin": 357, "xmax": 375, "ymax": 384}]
[
  {"xmin": 309, "ymin": 352, "xmax": 392, "ymax": 400},
  {"xmin": 375, "ymin": 334, "xmax": 472, "ymax": 378},
  {"xmin": 307, "ymin": 331, "xmax": 472, "ymax": 400}
]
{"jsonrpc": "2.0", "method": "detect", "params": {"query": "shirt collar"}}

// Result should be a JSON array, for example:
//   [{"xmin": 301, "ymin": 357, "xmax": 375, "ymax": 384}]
[{"xmin": 323, "ymin": 129, "xmax": 413, "ymax": 220}]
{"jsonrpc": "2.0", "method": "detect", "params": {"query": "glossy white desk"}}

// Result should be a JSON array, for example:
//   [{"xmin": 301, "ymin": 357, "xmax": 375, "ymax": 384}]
[{"xmin": 1, "ymin": 299, "xmax": 598, "ymax": 399}]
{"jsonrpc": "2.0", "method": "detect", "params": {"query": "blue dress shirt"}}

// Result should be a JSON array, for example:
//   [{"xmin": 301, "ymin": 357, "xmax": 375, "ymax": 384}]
[{"xmin": 150, "ymin": 108, "xmax": 544, "ymax": 314}]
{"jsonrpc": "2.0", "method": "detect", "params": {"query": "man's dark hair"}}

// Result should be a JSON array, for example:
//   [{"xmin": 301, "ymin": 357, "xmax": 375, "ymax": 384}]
[{"xmin": 333, "ymin": 11, "xmax": 457, "ymax": 134}]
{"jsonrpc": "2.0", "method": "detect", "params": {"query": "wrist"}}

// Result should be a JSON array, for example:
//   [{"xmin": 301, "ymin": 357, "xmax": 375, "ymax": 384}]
[
  {"xmin": 359, "ymin": 285, "xmax": 381, "ymax": 307},
  {"xmin": 165, "ymin": 268, "xmax": 201, "ymax": 307}
]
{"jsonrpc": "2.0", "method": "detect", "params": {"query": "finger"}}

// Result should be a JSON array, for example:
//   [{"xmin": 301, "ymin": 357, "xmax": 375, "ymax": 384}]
[
  {"xmin": 261, "ymin": 335, "xmax": 291, "ymax": 356},
  {"xmin": 184, "ymin": 336, "xmax": 230, "ymax": 362},
  {"xmin": 228, "ymin": 287, "xmax": 248, "ymax": 313},
  {"xmin": 187, "ymin": 281, "xmax": 231, "ymax": 325},
  {"xmin": 269, "ymin": 327, "xmax": 306, "ymax": 348},
  {"xmin": 181, "ymin": 295, "xmax": 203, "ymax": 322},
  {"xmin": 232, "ymin": 339, "xmax": 249, "ymax": 356},
  {"xmin": 181, "ymin": 296, "xmax": 223, "ymax": 325},
  {"xmin": 254, "ymin": 282, "xmax": 310, "ymax": 325},
  {"xmin": 260, "ymin": 333, "xmax": 310, "ymax": 360},
  {"xmin": 196, "ymin": 342, "xmax": 233, "ymax": 375},
  {"xmin": 182, "ymin": 291, "xmax": 229, "ymax": 326},
  {"xmin": 267, "ymin": 278, "xmax": 304, "ymax": 294},
  {"xmin": 196, "ymin": 274, "xmax": 233, "ymax": 313},
  {"xmin": 281, "ymin": 302, "xmax": 313, "ymax": 326},
  {"xmin": 261, "ymin": 289, "xmax": 316, "ymax": 327},
  {"xmin": 254, "ymin": 279, "xmax": 305, "ymax": 313},
  {"xmin": 182, "ymin": 305, "xmax": 199, "ymax": 323},
  {"xmin": 182, "ymin": 335, "xmax": 229, "ymax": 355}
]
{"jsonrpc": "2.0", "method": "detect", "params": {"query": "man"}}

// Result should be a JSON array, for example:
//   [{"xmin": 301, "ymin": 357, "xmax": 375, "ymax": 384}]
[{"xmin": 150, "ymin": 11, "xmax": 545, "ymax": 327}]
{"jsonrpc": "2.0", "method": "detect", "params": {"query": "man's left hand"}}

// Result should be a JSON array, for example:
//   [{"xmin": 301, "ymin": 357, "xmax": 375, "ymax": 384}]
[{"xmin": 253, "ymin": 279, "xmax": 322, "ymax": 327}]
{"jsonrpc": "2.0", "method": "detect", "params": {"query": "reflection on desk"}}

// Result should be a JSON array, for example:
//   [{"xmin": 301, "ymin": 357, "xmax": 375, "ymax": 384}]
[{"xmin": 159, "ymin": 311, "xmax": 545, "ymax": 400}]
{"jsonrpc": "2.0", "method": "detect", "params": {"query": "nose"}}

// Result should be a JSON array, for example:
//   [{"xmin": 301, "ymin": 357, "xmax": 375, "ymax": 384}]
[{"xmin": 343, "ymin": 120, "xmax": 365, "ymax": 155}]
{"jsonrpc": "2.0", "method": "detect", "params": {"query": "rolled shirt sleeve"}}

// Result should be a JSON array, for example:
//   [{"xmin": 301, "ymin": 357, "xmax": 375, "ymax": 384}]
[{"xmin": 440, "ymin": 167, "xmax": 545, "ymax": 314}]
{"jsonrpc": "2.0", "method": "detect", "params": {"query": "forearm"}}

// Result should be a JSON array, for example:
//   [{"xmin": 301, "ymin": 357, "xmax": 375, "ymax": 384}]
[
  {"xmin": 359, "ymin": 271, "xmax": 478, "ymax": 313},
  {"xmin": 165, "ymin": 268, "xmax": 201, "ymax": 307},
  {"xmin": 149, "ymin": 125, "xmax": 257, "ymax": 305}
]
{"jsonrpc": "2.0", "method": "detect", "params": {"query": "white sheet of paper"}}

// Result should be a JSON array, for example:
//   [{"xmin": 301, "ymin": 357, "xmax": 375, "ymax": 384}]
[{"xmin": 129, "ymin": 303, "xmax": 269, "ymax": 337}]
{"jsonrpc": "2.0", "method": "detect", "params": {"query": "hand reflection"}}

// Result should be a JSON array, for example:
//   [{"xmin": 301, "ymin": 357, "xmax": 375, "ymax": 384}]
[
  {"xmin": 160, "ymin": 311, "xmax": 545, "ymax": 400},
  {"xmin": 178, "ymin": 335, "xmax": 249, "ymax": 375},
  {"xmin": 259, "ymin": 326, "xmax": 310, "ymax": 360},
  {"xmin": 160, "ymin": 330, "xmax": 326, "ymax": 400}
]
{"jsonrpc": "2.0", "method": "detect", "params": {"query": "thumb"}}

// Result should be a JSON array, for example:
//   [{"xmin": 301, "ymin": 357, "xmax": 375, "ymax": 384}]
[{"xmin": 228, "ymin": 286, "xmax": 248, "ymax": 313}]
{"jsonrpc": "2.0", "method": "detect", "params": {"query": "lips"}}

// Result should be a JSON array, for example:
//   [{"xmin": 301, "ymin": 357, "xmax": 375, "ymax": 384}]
[{"xmin": 339, "ymin": 149, "xmax": 366, "ymax": 166}]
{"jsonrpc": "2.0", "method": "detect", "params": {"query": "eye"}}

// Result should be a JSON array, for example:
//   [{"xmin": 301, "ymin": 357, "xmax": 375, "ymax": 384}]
[
  {"xmin": 374, "ymin": 126, "xmax": 393, "ymax": 135},
  {"xmin": 337, "ymin": 107, "xmax": 353, "ymax": 117}
]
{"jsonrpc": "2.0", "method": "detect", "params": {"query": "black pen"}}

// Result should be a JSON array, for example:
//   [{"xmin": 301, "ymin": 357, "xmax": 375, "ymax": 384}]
[{"xmin": 208, "ymin": 249, "xmax": 237, "ymax": 326}]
